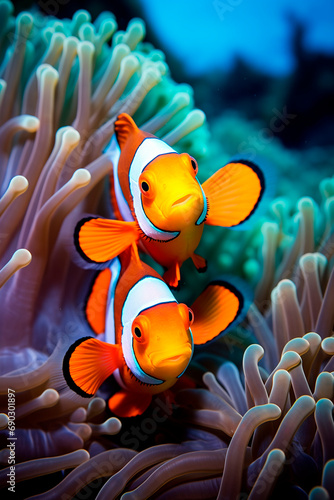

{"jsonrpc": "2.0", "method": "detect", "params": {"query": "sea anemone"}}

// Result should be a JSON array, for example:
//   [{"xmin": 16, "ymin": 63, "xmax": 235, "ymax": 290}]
[
  {"xmin": 0, "ymin": 1, "xmax": 206, "ymax": 496},
  {"xmin": 0, "ymin": 1, "xmax": 333, "ymax": 499}
]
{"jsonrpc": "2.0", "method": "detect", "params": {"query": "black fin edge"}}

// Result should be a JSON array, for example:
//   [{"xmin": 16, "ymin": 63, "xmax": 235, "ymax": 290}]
[
  {"xmin": 62, "ymin": 336, "xmax": 95, "ymax": 398},
  {"xmin": 227, "ymin": 159, "xmax": 266, "ymax": 226},
  {"xmin": 74, "ymin": 217, "xmax": 110, "ymax": 265}
]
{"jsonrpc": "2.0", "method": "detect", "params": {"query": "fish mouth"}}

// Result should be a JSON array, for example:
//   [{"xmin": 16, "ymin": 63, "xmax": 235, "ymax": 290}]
[
  {"xmin": 149, "ymin": 345, "xmax": 192, "ymax": 368},
  {"xmin": 167, "ymin": 355, "xmax": 184, "ymax": 362},
  {"xmin": 171, "ymin": 194, "xmax": 192, "ymax": 207}
]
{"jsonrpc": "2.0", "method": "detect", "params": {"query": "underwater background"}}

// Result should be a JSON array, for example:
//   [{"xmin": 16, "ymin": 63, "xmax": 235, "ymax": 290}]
[{"xmin": 0, "ymin": 0, "xmax": 334, "ymax": 498}]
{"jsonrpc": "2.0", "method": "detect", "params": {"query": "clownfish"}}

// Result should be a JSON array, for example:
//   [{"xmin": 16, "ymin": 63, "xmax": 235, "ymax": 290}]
[
  {"xmin": 74, "ymin": 113, "xmax": 267, "ymax": 288},
  {"xmin": 63, "ymin": 248, "xmax": 249, "ymax": 418}
]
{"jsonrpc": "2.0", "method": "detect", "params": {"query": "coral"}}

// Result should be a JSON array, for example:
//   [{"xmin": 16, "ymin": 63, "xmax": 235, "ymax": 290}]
[{"xmin": 0, "ymin": 1, "xmax": 333, "ymax": 499}]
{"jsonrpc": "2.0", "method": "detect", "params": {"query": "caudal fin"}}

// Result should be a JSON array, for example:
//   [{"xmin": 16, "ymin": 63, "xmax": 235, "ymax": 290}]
[
  {"xmin": 63, "ymin": 337, "xmax": 122, "ymax": 397},
  {"xmin": 191, "ymin": 277, "xmax": 252, "ymax": 345}
]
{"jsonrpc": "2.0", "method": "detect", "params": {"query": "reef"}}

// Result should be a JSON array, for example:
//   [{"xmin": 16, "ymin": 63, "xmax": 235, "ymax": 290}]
[{"xmin": 0, "ymin": 1, "xmax": 333, "ymax": 499}]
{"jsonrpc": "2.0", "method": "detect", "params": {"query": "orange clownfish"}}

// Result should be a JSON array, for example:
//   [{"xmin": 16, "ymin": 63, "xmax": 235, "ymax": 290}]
[
  {"xmin": 63, "ymin": 249, "xmax": 249, "ymax": 417},
  {"xmin": 74, "ymin": 113, "xmax": 267, "ymax": 288}
]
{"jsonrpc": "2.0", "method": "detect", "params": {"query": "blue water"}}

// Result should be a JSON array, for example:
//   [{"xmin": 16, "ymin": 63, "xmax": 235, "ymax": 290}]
[{"xmin": 138, "ymin": 0, "xmax": 334, "ymax": 76}]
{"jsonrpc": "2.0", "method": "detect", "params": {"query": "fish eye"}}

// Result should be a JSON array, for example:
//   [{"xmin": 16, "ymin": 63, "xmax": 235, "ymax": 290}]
[
  {"xmin": 132, "ymin": 320, "xmax": 147, "ymax": 343},
  {"xmin": 139, "ymin": 172, "xmax": 156, "ymax": 200},
  {"xmin": 188, "ymin": 308, "xmax": 194, "ymax": 326},
  {"xmin": 134, "ymin": 327, "xmax": 142, "ymax": 338},
  {"xmin": 141, "ymin": 181, "xmax": 149, "ymax": 192},
  {"xmin": 190, "ymin": 158, "xmax": 198, "ymax": 175}
]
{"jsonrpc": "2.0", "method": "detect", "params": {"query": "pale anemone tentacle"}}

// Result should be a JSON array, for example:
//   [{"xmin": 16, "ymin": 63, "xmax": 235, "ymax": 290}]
[
  {"xmin": 268, "ymin": 369, "xmax": 291, "ymax": 410},
  {"xmin": 86, "ymin": 397, "xmax": 106, "ymax": 420},
  {"xmin": 313, "ymin": 373, "xmax": 333, "ymax": 401},
  {"xmin": 0, "ymin": 414, "xmax": 8, "ymax": 431},
  {"xmin": 255, "ymin": 222, "xmax": 279, "ymax": 305},
  {"xmin": 162, "ymin": 109, "xmax": 206, "ymax": 146},
  {"xmin": 2, "ymin": 169, "xmax": 91, "ymax": 345},
  {"xmin": 309, "ymin": 486, "xmax": 330, "ymax": 500},
  {"xmin": 69, "ymin": 407, "xmax": 87, "ymax": 423},
  {"xmin": 72, "ymin": 41, "xmax": 95, "ymax": 136},
  {"xmin": 315, "ymin": 399, "xmax": 334, "ymax": 465},
  {"xmin": 81, "ymin": 66, "xmax": 164, "ymax": 165},
  {"xmin": 96, "ymin": 442, "xmax": 210, "ymax": 500},
  {"xmin": 204, "ymin": 368, "xmax": 247, "ymax": 414},
  {"xmin": 248, "ymin": 448, "xmax": 286, "ymax": 500},
  {"xmin": 301, "ymin": 332, "xmax": 322, "ymax": 381},
  {"xmin": 299, "ymin": 253, "xmax": 327, "ymax": 330},
  {"xmin": 217, "ymin": 404, "xmax": 281, "ymax": 500},
  {"xmin": 176, "ymin": 387, "xmax": 242, "ymax": 436},
  {"xmin": 90, "ymin": 43, "xmax": 130, "ymax": 127},
  {"xmin": 0, "ymin": 450, "xmax": 89, "ymax": 488},
  {"xmin": 247, "ymin": 303, "xmax": 279, "ymax": 370},
  {"xmin": 28, "ymin": 449, "xmax": 138, "ymax": 500},
  {"xmin": 322, "ymin": 460, "xmax": 334, "ymax": 498},
  {"xmin": 0, "ymin": 12, "xmax": 34, "ymax": 124},
  {"xmin": 1, "ymin": 65, "xmax": 59, "ymax": 252},
  {"xmin": 89, "ymin": 417, "xmax": 122, "ymax": 436},
  {"xmin": 21, "ymin": 32, "xmax": 65, "ymax": 116},
  {"xmin": 18, "ymin": 127, "xmax": 81, "ymax": 247},
  {"xmin": 0, "ymin": 174, "xmax": 29, "ymax": 216},
  {"xmin": 150, "ymin": 478, "xmax": 221, "ymax": 500},
  {"xmin": 115, "ymin": 65, "xmax": 165, "ymax": 119},
  {"xmin": 0, "ymin": 248, "xmax": 31, "ymax": 288},
  {"xmin": 141, "ymin": 92, "xmax": 191, "ymax": 134},
  {"xmin": 120, "ymin": 449, "xmax": 229, "ymax": 500},
  {"xmin": 0, "ymin": 116, "xmax": 39, "ymax": 186},
  {"xmin": 243, "ymin": 344, "xmax": 268, "ymax": 406},
  {"xmin": 0, "ymin": 354, "xmax": 52, "ymax": 393},
  {"xmin": 53, "ymin": 36, "xmax": 79, "ymax": 126},
  {"xmin": 15, "ymin": 388, "xmax": 59, "ymax": 420},
  {"xmin": 102, "ymin": 54, "xmax": 141, "ymax": 119}
]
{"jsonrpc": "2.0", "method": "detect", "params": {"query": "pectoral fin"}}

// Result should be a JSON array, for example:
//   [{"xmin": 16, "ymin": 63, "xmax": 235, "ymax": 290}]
[
  {"xmin": 63, "ymin": 337, "xmax": 122, "ymax": 397},
  {"xmin": 74, "ymin": 217, "xmax": 139, "ymax": 263},
  {"xmin": 108, "ymin": 390, "xmax": 152, "ymax": 417},
  {"xmin": 202, "ymin": 160, "xmax": 265, "ymax": 227},
  {"xmin": 191, "ymin": 279, "xmax": 251, "ymax": 345}
]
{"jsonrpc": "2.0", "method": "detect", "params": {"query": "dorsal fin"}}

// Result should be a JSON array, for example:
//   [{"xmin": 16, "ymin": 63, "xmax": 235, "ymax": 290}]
[{"xmin": 114, "ymin": 113, "xmax": 139, "ymax": 149}]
